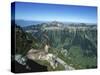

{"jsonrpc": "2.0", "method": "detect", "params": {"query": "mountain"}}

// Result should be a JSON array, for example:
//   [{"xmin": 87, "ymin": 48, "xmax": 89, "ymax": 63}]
[
  {"xmin": 15, "ymin": 20, "xmax": 45, "ymax": 27},
  {"xmin": 12, "ymin": 21, "xmax": 97, "ymax": 71},
  {"xmin": 11, "ymin": 23, "xmax": 48, "ymax": 73},
  {"xmin": 15, "ymin": 25, "xmax": 33, "ymax": 55},
  {"xmin": 23, "ymin": 21, "xmax": 97, "ymax": 69}
]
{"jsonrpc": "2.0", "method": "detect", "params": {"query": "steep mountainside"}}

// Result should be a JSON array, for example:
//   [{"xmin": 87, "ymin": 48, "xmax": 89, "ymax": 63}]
[{"xmin": 23, "ymin": 22, "xmax": 97, "ymax": 69}]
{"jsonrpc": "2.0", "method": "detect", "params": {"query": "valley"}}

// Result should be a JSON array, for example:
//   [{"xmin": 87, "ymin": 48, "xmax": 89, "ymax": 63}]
[{"xmin": 12, "ymin": 21, "xmax": 97, "ymax": 72}]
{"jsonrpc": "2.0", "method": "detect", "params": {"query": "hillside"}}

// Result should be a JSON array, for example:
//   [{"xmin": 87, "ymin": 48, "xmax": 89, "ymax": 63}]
[
  {"xmin": 12, "ymin": 21, "xmax": 97, "ymax": 72},
  {"xmin": 23, "ymin": 21, "xmax": 97, "ymax": 69}
]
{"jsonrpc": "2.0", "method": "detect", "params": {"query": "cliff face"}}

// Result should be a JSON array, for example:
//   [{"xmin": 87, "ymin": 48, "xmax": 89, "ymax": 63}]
[
  {"xmin": 12, "ymin": 21, "xmax": 97, "ymax": 72},
  {"xmin": 23, "ymin": 22, "xmax": 97, "ymax": 69},
  {"xmin": 23, "ymin": 22, "xmax": 97, "ymax": 57},
  {"xmin": 46, "ymin": 29, "xmax": 97, "ymax": 56}
]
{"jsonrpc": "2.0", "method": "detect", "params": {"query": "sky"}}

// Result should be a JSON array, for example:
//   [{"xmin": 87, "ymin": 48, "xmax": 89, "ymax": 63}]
[{"xmin": 12, "ymin": 2, "xmax": 97, "ymax": 24}]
